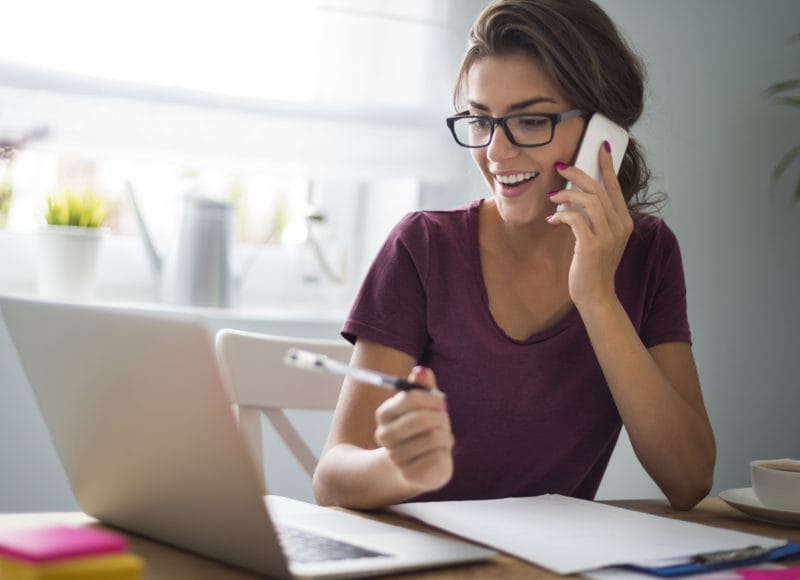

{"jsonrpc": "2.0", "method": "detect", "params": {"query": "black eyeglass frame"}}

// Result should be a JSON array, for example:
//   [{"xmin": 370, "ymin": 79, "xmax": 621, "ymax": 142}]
[{"xmin": 445, "ymin": 108, "xmax": 587, "ymax": 148}]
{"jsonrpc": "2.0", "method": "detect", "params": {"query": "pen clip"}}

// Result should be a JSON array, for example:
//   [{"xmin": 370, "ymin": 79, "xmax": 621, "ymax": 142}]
[
  {"xmin": 691, "ymin": 545, "xmax": 770, "ymax": 566},
  {"xmin": 284, "ymin": 348, "xmax": 328, "ymax": 371}
]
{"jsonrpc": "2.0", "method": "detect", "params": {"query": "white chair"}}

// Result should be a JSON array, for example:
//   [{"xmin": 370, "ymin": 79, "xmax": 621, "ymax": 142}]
[{"xmin": 215, "ymin": 328, "xmax": 353, "ymax": 495}]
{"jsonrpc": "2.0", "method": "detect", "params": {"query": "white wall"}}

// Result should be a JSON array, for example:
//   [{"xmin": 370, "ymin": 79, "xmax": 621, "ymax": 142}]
[
  {"xmin": 593, "ymin": 0, "xmax": 800, "ymax": 499},
  {"xmin": 0, "ymin": 313, "xmax": 78, "ymax": 510},
  {"xmin": 1, "ymin": 0, "xmax": 799, "ymax": 510}
]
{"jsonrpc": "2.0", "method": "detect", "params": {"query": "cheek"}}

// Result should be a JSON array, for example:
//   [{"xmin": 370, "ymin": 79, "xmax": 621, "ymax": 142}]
[
  {"xmin": 559, "ymin": 123, "xmax": 586, "ymax": 164},
  {"xmin": 470, "ymin": 149, "xmax": 490, "ymax": 173}
]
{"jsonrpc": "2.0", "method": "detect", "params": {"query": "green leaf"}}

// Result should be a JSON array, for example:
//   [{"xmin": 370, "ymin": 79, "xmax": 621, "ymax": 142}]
[
  {"xmin": 44, "ymin": 189, "xmax": 110, "ymax": 228},
  {"xmin": 764, "ymin": 79, "xmax": 800, "ymax": 98},
  {"xmin": 771, "ymin": 145, "xmax": 800, "ymax": 183},
  {"xmin": 795, "ymin": 175, "xmax": 800, "ymax": 204},
  {"xmin": 0, "ymin": 182, "xmax": 12, "ymax": 215},
  {"xmin": 775, "ymin": 95, "xmax": 800, "ymax": 109}
]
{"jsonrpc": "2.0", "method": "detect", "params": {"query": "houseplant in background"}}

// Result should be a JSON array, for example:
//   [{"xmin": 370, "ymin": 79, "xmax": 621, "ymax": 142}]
[
  {"xmin": 37, "ymin": 189, "xmax": 112, "ymax": 302},
  {"xmin": 0, "ymin": 126, "xmax": 49, "ymax": 227},
  {"xmin": 765, "ymin": 33, "xmax": 800, "ymax": 204},
  {"xmin": 0, "ymin": 177, "xmax": 11, "ymax": 228},
  {"xmin": 0, "ymin": 150, "xmax": 13, "ymax": 228}
]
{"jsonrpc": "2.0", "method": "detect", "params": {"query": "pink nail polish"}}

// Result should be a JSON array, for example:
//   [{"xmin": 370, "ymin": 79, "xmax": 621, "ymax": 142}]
[
  {"xmin": 603, "ymin": 140, "xmax": 611, "ymax": 153},
  {"xmin": 413, "ymin": 366, "xmax": 429, "ymax": 378},
  {"xmin": 555, "ymin": 161, "xmax": 570, "ymax": 170},
  {"xmin": 547, "ymin": 190, "xmax": 559, "ymax": 196},
  {"xmin": 545, "ymin": 213, "xmax": 555, "ymax": 221}
]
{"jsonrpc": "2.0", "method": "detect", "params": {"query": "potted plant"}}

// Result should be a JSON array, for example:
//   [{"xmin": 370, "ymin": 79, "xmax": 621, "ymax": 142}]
[
  {"xmin": 0, "ymin": 150, "xmax": 12, "ymax": 228},
  {"xmin": 37, "ymin": 189, "xmax": 112, "ymax": 302},
  {"xmin": 765, "ymin": 33, "xmax": 800, "ymax": 204},
  {"xmin": 0, "ymin": 180, "xmax": 11, "ymax": 228}
]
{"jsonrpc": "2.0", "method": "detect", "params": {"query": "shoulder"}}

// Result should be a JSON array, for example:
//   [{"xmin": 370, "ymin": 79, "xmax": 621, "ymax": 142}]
[
  {"xmin": 389, "ymin": 199, "xmax": 480, "ymax": 245},
  {"xmin": 629, "ymin": 214, "xmax": 681, "ymax": 253},
  {"xmin": 619, "ymin": 215, "xmax": 685, "ymax": 283}
]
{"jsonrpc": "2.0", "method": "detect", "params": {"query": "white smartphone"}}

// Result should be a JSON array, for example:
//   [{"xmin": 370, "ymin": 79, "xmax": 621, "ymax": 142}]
[{"xmin": 556, "ymin": 112, "xmax": 629, "ymax": 222}]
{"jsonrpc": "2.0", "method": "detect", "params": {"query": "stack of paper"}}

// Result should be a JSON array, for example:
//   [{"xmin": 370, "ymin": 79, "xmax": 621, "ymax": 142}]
[{"xmin": 392, "ymin": 494, "xmax": 792, "ymax": 575}]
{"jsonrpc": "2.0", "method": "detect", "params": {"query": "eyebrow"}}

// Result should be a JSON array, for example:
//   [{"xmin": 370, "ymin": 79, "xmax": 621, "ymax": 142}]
[{"xmin": 467, "ymin": 96, "xmax": 558, "ymax": 113}]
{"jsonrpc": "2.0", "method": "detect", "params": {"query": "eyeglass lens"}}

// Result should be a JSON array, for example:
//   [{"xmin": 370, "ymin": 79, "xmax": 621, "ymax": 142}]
[{"xmin": 452, "ymin": 115, "xmax": 553, "ymax": 147}]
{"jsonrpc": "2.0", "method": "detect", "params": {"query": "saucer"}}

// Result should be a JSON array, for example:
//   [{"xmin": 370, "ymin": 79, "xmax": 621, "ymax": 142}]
[{"xmin": 719, "ymin": 487, "xmax": 800, "ymax": 527}]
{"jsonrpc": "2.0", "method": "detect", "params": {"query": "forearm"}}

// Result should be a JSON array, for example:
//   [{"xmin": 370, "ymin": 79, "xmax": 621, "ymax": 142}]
[
  {"xmin": 579, "ymin": 299, "xmax": 715, "ymax": 510},
  {"xmin": 312, "ymin": 443, "xmax": 423, "ymax": 509}
]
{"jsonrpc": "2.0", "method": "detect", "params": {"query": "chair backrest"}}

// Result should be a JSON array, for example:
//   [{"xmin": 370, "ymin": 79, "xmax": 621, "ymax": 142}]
[{"xmin": 215, "ymin": 329, "xmax": 353, "ymax": 494}]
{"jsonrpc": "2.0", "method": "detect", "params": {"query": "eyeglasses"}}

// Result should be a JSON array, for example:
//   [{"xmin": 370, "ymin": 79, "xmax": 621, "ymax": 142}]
[{"xmin": 446, "ymin": 109, "xmax": 586, "ymax": 148}]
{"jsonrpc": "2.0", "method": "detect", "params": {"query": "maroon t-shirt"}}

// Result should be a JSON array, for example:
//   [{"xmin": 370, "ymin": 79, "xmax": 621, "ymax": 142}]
[{"xmin": 342, "ymin": 199, "xmax": 691, "ymax": 502}]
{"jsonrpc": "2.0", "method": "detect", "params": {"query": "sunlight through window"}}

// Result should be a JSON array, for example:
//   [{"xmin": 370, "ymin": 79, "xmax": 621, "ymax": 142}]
[{"xmin": 1, "ymin": 0, "xmax": 320, "ymax": 102}]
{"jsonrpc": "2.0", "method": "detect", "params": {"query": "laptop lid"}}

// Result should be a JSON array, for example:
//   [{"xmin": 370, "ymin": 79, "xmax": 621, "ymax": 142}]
[
  {"xmin": 0, "ymin": 296, "xmax": 495, "ymax": 578},
  {"xmin": 1, "ymin": 296, "xmax": 290, "ymax": 577}
]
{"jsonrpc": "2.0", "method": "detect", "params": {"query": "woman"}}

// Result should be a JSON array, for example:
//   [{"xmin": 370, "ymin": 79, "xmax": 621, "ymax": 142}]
[{"xmin": 313, "ymin": 0, "xmax": 715, "ymax": 511}]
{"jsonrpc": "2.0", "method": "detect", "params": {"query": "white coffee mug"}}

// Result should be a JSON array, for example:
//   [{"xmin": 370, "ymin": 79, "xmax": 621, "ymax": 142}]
[{"xmin": 750, "ymin": 458, "xmax": 800, "ymax": 511}]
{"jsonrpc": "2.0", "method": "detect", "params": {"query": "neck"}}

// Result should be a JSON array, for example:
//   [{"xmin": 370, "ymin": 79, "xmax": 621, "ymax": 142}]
[{"xmin": 480, "ymin": 199, "xmax": 574, "ymax": 267}]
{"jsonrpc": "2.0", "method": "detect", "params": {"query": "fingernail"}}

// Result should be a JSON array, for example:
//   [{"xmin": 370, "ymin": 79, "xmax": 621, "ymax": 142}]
[
  {"xmin": 412, "ymin": 366, "xmax": 429, "ymax": 378},
  {"xmin": 545, "ymin": 213, "xmax": 555, "ymax": 221},
  {"xmin": 555, "ymin": 161, "xmax": 570, "ymax": 170},
  {"xmin": 603, "ymin": 140, "xmax": 611, "ymax": 153},
  {"xmin": 547, "ymin": 190, "xmax": 559, "ymax": 197}
]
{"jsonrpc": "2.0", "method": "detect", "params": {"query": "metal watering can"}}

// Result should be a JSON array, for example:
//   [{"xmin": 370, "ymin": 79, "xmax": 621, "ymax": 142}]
[{"xmin": 126, "ymin": 182, "xmax": 244, "ymax": 308}]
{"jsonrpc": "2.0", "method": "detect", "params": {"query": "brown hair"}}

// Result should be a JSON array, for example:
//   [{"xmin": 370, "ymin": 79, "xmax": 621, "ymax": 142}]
[{"xmin": 455, "ymin": 0, "xmax": 663, "ymax": 216}]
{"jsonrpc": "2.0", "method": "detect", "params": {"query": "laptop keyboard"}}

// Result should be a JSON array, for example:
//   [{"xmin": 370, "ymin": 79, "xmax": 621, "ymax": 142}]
[{"xmin": 275, "ymin": 524, "xmax": 390, "ymax": 563}]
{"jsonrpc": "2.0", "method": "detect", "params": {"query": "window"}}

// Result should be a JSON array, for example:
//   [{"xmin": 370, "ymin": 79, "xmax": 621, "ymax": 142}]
[{"xmin": 0, "ymin": 0, "xmax": 470, "ymax": 310}]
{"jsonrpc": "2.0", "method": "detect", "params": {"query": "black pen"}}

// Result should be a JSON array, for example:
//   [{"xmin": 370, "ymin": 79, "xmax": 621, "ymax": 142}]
[{"xmin": 284, "ymin": 348, "xmax": 445, "ymax": 398}]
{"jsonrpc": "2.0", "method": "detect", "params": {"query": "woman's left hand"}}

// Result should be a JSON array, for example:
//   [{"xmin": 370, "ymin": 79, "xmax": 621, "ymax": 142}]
[{"xmin": 546, "ymin": 142, "xmax": 633, "ymax": 309}]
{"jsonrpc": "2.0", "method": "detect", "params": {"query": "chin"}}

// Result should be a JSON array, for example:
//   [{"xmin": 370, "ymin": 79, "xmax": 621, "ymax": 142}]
[{"xmin": 493, "ymin": 195, "xmax": 546, "ymax": 226}]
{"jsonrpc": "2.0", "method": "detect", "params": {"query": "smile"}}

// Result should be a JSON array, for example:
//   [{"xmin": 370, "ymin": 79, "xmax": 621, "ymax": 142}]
[{"xmin": 494, "ymin": 172, "xmax": 538, "ymax": 185}]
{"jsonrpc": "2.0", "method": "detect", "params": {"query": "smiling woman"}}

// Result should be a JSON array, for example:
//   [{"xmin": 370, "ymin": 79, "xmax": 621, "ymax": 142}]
[
  {"xmin": 1, "ymin": 0, "xmax": 799, "ymax": 515},
  {"xmin": 312, "ymin": 0, "xmax": 716, "ymax": 513}
]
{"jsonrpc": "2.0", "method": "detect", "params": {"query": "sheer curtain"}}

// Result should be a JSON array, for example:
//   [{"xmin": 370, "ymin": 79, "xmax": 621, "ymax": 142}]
[
  {"xmin": 0, "ymin": 0, "xmax": 465, "ymax": 187},
  {"xmin": 0, "ymin": 0, "xmax": 478, "ymax": 306}
]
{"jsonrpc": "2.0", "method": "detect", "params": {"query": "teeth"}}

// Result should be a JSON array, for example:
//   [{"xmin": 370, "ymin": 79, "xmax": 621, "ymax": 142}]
[{"xmin": 495, "ymin": 172, "xmax": 538, "ymax": 185}]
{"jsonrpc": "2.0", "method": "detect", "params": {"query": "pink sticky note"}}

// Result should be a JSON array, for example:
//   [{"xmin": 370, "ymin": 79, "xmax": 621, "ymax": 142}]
[{"xmin": 0, "ymin": 525, "xmax": 127, "ymax": 563}]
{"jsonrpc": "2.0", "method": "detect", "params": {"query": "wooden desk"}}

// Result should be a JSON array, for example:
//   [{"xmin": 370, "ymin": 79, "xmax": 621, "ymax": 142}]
[{"xmin": 1, "ymin": 498, "xmax": 798, "ymax": 579}]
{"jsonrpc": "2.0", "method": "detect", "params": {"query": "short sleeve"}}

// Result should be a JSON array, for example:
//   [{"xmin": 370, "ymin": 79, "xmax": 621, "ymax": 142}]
[
  {"xmin": 341, "ymin": 212, "xmax": 431, "ymax": 361},
  {"xmin": 639, "ymin": 222, "xmax": 692, "ymax": 347}
]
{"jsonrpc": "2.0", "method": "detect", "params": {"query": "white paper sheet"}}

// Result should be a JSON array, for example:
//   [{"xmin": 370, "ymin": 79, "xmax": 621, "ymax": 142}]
[{"xmin": 391, "ymin": 494, "xmax": 786, "ymax": 575}]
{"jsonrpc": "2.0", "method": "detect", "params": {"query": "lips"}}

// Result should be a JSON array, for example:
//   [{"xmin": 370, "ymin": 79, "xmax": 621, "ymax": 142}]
[
  {"xmin": 494, "ymin": 171, "xmax": 538, "ymax": 185},
  {"xmin": 492, "ymin": 171, "xmax": 539, "ymax": 198}
]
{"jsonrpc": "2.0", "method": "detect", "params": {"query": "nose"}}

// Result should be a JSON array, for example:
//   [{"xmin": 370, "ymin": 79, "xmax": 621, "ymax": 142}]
[{"xmin": 486, "ymin": 123, "xmax": 518, "ymax": 162}]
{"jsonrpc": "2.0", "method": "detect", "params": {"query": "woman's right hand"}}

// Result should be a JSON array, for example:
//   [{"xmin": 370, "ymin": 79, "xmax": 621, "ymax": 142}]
[{"xmin": 373, "ymin": 366, "xmax": 454, "ymax": 494}]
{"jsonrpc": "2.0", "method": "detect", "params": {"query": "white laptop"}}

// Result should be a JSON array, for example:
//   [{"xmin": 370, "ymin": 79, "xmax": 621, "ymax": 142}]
[{"xmin": 0, "ymin": 295, "xmax": 495, "ymax": 578}]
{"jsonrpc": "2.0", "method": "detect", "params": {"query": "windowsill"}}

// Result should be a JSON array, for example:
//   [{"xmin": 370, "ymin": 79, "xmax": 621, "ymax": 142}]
[
  {"xmin": 0, "ymin": 230, "xmax": 352, "ymax": 327},
  {"xmin": 94, "ymin": 300, "xmax": 349, "ymax": 325}
]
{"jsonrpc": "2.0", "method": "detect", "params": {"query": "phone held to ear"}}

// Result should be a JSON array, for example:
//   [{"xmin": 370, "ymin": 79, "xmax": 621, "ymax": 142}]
[{"xmin": 556, "ymin": 113, "xmax": 629, "ymax": 224}]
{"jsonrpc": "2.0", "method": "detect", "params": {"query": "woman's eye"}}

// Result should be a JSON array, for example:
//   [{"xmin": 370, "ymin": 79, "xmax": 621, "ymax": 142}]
[
  {"xmin": 518, "ymin": 117, "xmax": 548, "ymax": 128},
  {"xmin": 468, "ymin": 117, "xmax": 493, "ymax": 129}
]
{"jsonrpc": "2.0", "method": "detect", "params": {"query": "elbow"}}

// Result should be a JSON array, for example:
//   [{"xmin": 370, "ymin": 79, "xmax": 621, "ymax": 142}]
[
  {"xmin": 665, "ymin": 461, "xmax": 715, "ymax": 511},
  {"xmin": 311, "ymin": 466, "xmax": 337, "ymax": 507},
  {"xmin": 666, "ymin": 481, "xmax": 712, "ymax": 511},
  {"xmin": 666, "ymin": 434, "xmax": 717, "ymax": 511}
]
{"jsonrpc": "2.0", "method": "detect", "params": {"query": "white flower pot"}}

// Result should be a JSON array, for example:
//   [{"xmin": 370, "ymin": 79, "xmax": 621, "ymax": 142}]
[{"xmin": 37, "ymin": 225, "xmax": 111, "ymax": 302}]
